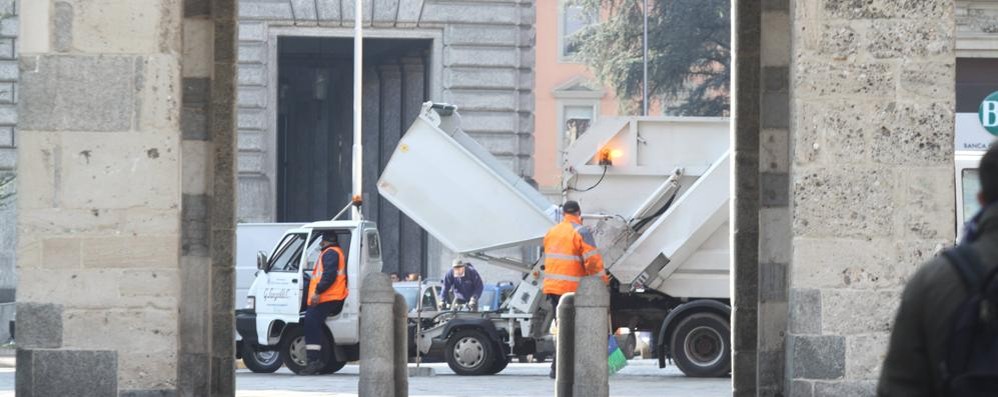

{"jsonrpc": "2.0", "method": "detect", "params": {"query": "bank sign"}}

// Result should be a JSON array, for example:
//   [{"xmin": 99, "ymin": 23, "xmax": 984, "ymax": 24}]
[{"xmin": 957, "ymin": 91, "xmax": 998, "ymax": 151}]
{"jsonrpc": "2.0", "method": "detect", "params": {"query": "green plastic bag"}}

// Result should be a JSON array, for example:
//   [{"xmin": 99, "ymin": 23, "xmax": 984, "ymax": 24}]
[{"xmin": 608, "ymin": 334, "xmax": 628, "ymax": 375}]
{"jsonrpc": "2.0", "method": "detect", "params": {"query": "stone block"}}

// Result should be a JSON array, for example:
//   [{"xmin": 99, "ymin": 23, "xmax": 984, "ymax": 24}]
[
  {"xmin": 16, "ymin": 348, "xmax": 117, "ymax": 397},
  {"xmin": 0, "ymin": 0, "xmax": 13, "ymax": 15},
  {"xmin": 445, "ymin": 46, "xmax": 521, "ymax": 68},
  {"xmin": 182, "ymin": 141, "xmax": 212, "ymax": 195},
  {"xmin": 763, "ymin": 66, "xmax": 789, "ymax": 93},
  {"xmin": 237, "ymin": 64, "xmax": 267, "ymax": 86},
  {"xmin": 798, "ymin": 22, "xmax": 859, "ymax": 60},
  {"xmin": 821, "ymin": 289, "xmax": 899, "ymax": 335},
  {"xmin": 760, "ymin": 207, "xmax": 791, "ymax": 265},
  {"xmin": 239, "ymin": 0, "xmax": 293, "ymax": 20},
  {"xmin": 238, "ymin": 43, "xmax": 267, "ymax": 64},
  {"xmin": 182, "ymin": 107, "xmax": 209, "ymax": 140},
  {"xmin": 81, "ymin": 235, "xmax": 179, "ymax": 268},
  {"xmin": 18, "ymin": 269, "xmax": 124, "ymax": 309},
  {"xmin": 119, "ymin": 390, "xmax": 178, "ymax": 397},
  {"xmin": 177, "ymin": 352, "xmax": 209, "ymax": 393},
  {"xmin": 0, "ymin": 17, "xmax": 16, "ymax": 37},
  {"xmin": 395, "ymin": 0, "xmax": 421, "ymax": 26},
  {"xmin": 846, "ymin": 334, "xmax": 888, "ymax": 380},
  {"xmin": 183, "ymin": 78, "xmax": 211, "ymax": 106},
  {"xmin": 795, "ymin": 101, "xmax": 879, "ymax": 164},
  {"xmin": 757, "ymin": 349, "xmax": 786, "ymax": 391},
  {"xmin": 0, "ymin": 38, "xmax": 13, "ymax": 59},
  {"xmin": 20, "ymin": 55, "xmax": 134, "ymax": 131},
  {"xmin": 894, "ymin": 168, "xmax": 955, "ymax": 239},
  {"xmin": 758, "ymin": 301, "xmax": 788, "ymax": 350},
  {"xmin": 56, "ymin": 132, "xmax": 181, "ymax": 209},
  {"xmin": 794, "ymin": 62, "xmax": 894, "ymax": 99},
  {"xmin": 41, "ymin": 238, "xmax": 82, "ymax": 269},
  {"xmin": 237, "ymin": 86, "xmax": 268, "ymax": 109},
  {"xmin": 761, "ymin": 11, "xmax": 790, "ymax": 66},
  {"xmin": 120, "ymin": 269, "xmax": 180, "ymax": 298},
  {"xmin": 868, "ymin": 20, "xmax": 952, "ymax": 59},
  {"xmin": 790, "ymin": 380, "xmax": 814, "ymax": 397},
  {"xmin": 14, "ymin": 302, "xmax": 62, "ymax": 348},
  {"xmin": 899, "ymin": 61, "xmax": 953, "ymax": 100},
  {"xmin": 137, "ymin": 55, "xmax": 183, "ymax": 132},
  {"xmin": 792, "ymin": 238, "xmax": 910, "ymax": 289},
  {"xmin": 372, "ymin": 0, "xmax": 400, "ymax": 25},
  {"xmin": 179, "ymin": 256, "xmax": 210, "ymax": 354},
  {"xmin": 316, "ymin": 1, "xmax": 341, "ymax": 23},
  {"xmin": 733, "ymin": 302, "xmax": 758, "ymax": 352},
  {"xmin": 460, "ymin": 111, "xmax": 516, "ymax": 133},
  {"xmin": 793, "ymin": 166, "xmax": 895, "ymax": 238},
  {"xmin": 238, "ymin": 22, "xmax": 266, "ymax": 42},
  {"xmin": 761, "ymin": 172, "xmax": 789, "ymax": 207},
  {"xmin": 822, "ymin": 0, "xmax": 950, "ymax": 19},
  {"xmin": 62, "ymin": 0, "xmax": 164, "ymax": 54},
  {"xmin": 237, "ymin": 130, "xmax": 264, "ymax": 151},
  {"xmin": 53, "ymin": 1, "xmax": 73, "ymax": 53},
  {"xmin": 762, "ymin": 92, "xmax": 789, "ymax": 129},
  {"xmin": 0, "ymin": 82, "xmax": 14, "ymax": 104},
  {"xmin": 731, "ymin": 350, "xmax": 757, "ymax": 393},
  {"xmin": 419, "ymin": 2, "xmax": 520, "ymax": 25},
  {"xmin": 0, "ymin": 60, "xmax": 15, "ymax": 81},
  {"xmin": 789, "ymin": 288, "xmax": 821, "ymax": 335},
  {"xmin": 444, "ymin": 67, "xmax": 517, "ymax": 89},
  {"xmin": 237, "ymin": 110, "xmax": 266, "ymax": 131},
  {"xmin": 813, "ymin": 380, "xmax": 876, "ymax": 397},
  {"xmin": 184, "ymin": 0, "xmax": 210, "ymax": 17},
  {"xmin": 789, "ymin": 335, "xmax": 845, "ymax": 380},
  {"xmin": 870, "ymin": 101, "xmax": 953, "ymax": 166},
  {"xmin": 759, "ymin": 263, "xmax": 788, "ymax": 303},
  {"xmin": 183, "ymin": 19, "xmax": 214, "ymax": 78},
  {"xmin": 19, "ymin": 207, "xmax": 180, "ymax": 238}
]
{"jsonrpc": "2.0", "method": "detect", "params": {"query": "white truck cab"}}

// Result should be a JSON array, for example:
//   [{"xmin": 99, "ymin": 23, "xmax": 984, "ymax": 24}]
[{"xmin": 236, "ymin": 220, "xmax": 383, "ymax": 374}]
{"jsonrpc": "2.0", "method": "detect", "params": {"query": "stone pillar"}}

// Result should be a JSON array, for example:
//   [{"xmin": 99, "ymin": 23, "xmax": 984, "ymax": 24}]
[
  {"xmin": 555, "ymin": 293, "xmax": 576, "ymax": 397},
  {"xmin": 394, "ymin": 293, "xmax": 409, "ymax": 397},
  {"xmin": 360, "ymin": 272, "xmax": 398, "ymax": 397},
  {"xmin": 785, "ymin": 1, "xmax": 955, "ymax": 395},
  {"xmin": 572, "ymin": 277, "xmax": 608, "ymax": 397},
  {"xmin": 15, "ymin": 0, "xmax": 236, "ymax": 395},
  {"xmin": 0, "ymin": 0, "xmax": 18, "ymax": 343}
]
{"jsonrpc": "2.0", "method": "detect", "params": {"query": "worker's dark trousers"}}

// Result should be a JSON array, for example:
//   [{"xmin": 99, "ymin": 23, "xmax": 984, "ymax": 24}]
[
  {"xmin": 547, "ymin": 294, "xmax": 562, "ymax": 375},
  {"xmin": 304, "ymin": 300, "xmax": 344, "ymax": 362}
]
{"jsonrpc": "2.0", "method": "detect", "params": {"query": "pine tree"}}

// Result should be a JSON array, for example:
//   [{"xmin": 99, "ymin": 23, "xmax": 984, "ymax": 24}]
[{"xmin": 573, "ymin": 0, "xmax": 730, "ymax": 116}]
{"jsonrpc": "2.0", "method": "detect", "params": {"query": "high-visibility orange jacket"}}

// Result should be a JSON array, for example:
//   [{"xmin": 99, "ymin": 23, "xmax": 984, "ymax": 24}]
[
  {"xmin": 542, "ymin": 214, "xmax": 607, "ymax": 295},
  {"xmin": 308, "ymin": 245, "xmax": 348, "ymax": 305}
]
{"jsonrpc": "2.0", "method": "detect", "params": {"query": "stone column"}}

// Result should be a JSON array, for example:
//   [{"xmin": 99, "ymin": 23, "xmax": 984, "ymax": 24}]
[
  {"xmin": 394, "ymin": 293, "xmax": 409, "ymax": 397},
  {"xmin": 555, "ymin": 293, "xmax": 576, "ymax": 397},
  {"xmin": 572, "ymin": 277, "xmax": 608, "ymax": 397},
  {"xmin": 15, "ymin": 0, "xmax": 236, "ymax": 395},
  {"xmin": 785, "ymin": 1, "xmax": 955, "ymax": 395},
  {"xmin": 360, "ymin": 272, "xmax": 398, "ymax": 397}
]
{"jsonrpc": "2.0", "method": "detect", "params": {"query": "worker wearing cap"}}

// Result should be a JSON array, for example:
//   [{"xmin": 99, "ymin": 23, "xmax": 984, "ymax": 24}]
[
  {"xmin": 439, "ymin": 258, "xmax": 484, "ymax": 311},
  {"xmin": 542, "ymin": 200, "xmax": 606, "ymax": 378},
  {"xmin": 301, "ymin": 233, "xmax": 348, "ymax": 375}
]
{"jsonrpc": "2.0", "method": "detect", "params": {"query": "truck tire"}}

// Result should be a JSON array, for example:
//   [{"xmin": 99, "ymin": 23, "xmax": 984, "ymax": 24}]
[
  {"xmin": 670, "ymin": 313, "xmax": 730, "ymax": 377},
  {"xmin": 239, "ymin": 342, "xmax": 283, "ymax": 373},
  {"xmin": 445, "ymin": 329, "xmax": 497, "ymax": 376},
  {"xmin": 280, "ymin": 327, "xmax": 332, "ymax": 375},
  {"xmin": 321, "ymin": 358, "xmax": 347, "ymax": 374},
  {"xmin": 488, "ymin": 354, "xmax": 509, "ymax": 374}
]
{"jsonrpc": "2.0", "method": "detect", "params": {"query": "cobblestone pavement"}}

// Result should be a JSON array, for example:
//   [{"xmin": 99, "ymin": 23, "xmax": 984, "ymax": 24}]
[{"xmin": 236, "ymin": 359, "xmax": 730, "ymax": 397}]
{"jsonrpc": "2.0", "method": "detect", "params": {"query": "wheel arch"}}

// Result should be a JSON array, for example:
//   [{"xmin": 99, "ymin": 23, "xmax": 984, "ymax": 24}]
[{"xmin": 656, "ymin": 299, "xmax": 731, "ymax": 368}]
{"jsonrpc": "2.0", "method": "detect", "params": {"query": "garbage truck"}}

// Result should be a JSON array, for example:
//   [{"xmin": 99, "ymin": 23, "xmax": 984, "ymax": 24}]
[{"xmin": 377, "ymin": 103, "xmax": 731, "ymax": 377}]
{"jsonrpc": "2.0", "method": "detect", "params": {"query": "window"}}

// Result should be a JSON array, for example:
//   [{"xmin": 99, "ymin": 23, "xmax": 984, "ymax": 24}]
[
  {"xmin": 421, "ymin": 287, "xmax": 437, "ymax": 310},
  {"xmin": 564, "ymin": 105, "xmax": 595, "ymax": 142},
  {"xmin": 365, "ymin": 230, "xmax": 381, "ymax": 260},
  {"xmin": 268, "ymin": 233, "xmax": 306, "ymax": 272},
  {"xmin": 963, "ymin": 169, "xmax": 981, "ymax": 223},
  {"xmin": 560, "ymin": 2, "xmax": 595, "ymax": 59}
]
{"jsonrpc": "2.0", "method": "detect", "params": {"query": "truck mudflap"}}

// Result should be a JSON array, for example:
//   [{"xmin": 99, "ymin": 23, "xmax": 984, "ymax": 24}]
[
  {"xmin": 235, "ymin": 309, "xmax": 258, "ymax": 348},
  {"xmin": 656, "ymin": 299, "xmax": 731, "ymax": 368}
]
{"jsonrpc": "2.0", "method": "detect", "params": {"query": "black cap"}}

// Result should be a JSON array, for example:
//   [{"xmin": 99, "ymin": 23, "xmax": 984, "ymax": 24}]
[{"xmin": 562, "ymin": 200, "xmax": 581, "ymax": 214}]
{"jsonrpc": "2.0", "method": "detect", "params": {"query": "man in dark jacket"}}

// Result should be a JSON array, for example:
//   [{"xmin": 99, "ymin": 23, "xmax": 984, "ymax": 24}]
[
  {"xmin": 439, "ymin": 259, "xmax": 484, "ymax": 310},
  {"xmin": 878, "ymin": 145, "xmax": 998, "ymax": 395}
]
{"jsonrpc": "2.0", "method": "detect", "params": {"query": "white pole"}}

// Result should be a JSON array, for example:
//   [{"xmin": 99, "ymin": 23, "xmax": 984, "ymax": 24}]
[
  {"xmin": 352, "ymin": 0, "xmax": 364, "ymax": 220},
  {"xmin": 642, "ymin": 0, "xmax": 649, "ymax": 116}
]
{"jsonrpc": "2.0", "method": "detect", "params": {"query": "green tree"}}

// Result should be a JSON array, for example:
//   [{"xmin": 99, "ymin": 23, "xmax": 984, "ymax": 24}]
[{"xmin": 574, "ymin": 0, "xmax": 730, "ymax": 116}]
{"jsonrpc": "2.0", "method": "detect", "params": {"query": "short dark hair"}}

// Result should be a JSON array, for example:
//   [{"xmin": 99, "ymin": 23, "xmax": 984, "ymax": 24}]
[
  {"xmin": 322, "ymin": 233, "xmax": 338, "ymax": 244},
  {"xmin": 562, "ymin": 200, "xmax": 581, "ymax": 214},
  {"xmin": 981, "ymin": 145, "xmax": 998, "ymax": 204}
]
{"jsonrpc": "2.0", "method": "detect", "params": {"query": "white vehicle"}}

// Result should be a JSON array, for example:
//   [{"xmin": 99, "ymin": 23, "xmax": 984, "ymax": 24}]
[
  {"xmin": 235, "ymin": 219, "xmax": 383, "ymax": 374},
  {"xmin": 377, "ymin": 103, "xmax": 731, "ymax": 377}
]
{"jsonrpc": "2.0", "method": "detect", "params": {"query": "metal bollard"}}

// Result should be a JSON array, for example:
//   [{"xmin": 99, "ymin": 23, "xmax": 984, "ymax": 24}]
[
  {"xmin": 393, "ymin": 293, "xmax": 409, "ymax": 397},
  {"xmin": 555, "ymin": 293, "xmax": 576, "ymax": 397},
  {"xmin": 359, "ymin": 273, "xmax": 397, "ymax": 397},
  {"xmin": 572, "ymin": 277, "xmax": 609, "ymax": 397}
]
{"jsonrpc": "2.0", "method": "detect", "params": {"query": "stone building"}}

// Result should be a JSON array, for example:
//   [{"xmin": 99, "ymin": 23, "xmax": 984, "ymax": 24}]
[{"xmin": 7, "ymin": 0, "xmax": 998, "ymax": 396}]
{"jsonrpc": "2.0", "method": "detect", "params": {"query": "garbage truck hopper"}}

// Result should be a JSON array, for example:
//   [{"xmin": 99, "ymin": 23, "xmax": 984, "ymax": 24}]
[{"xmin": 377, "ymin": 103, "xmax": 558, "ymax": 254}]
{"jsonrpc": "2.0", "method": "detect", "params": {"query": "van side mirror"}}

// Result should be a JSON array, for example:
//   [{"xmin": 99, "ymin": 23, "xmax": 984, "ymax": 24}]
[{"xmin": 257, "ymin": 251, "xmax": 269, "ymax": 272}]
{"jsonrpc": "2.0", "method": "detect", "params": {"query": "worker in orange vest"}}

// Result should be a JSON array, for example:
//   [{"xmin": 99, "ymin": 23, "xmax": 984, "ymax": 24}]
[
  {"xmin": 301, "ymin": 233, "xmax": 349, "ymax": 375},
  {"xmin": 542, "ymin": 200, "xmax": 606, "ymax": 378}
]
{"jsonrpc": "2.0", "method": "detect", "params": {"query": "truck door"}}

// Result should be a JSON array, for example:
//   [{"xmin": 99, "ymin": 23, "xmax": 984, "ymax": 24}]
[{"xmin": 257, "ymin": 232, "xmax": 307, "ymax": 317}]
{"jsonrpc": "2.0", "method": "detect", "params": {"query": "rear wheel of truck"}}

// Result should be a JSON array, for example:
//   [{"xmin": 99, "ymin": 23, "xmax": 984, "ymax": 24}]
[
  {"xmin": 280, "ymin": 327, "xmax": 332, "ymax": 375},
  {"xmin": 670, "ymin": 313, "xmax": 730, "ymax": 378},
  {"xmin": 445, "ymin": 329, "xmax": 497, "ymax": 376},
  {"xmin": 240, "ymin": 342, "xmax": 283, "ymax": 373}
]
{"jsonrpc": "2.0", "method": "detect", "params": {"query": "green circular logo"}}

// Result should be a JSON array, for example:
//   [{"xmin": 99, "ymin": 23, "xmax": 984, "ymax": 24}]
[{"xmin": 980, "ymin": 91, "xmax": 998, "ymax": 136}]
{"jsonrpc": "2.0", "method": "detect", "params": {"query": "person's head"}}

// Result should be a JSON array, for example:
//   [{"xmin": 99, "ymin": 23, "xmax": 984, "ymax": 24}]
[
  {"xmin": 406, "ymin": 273, "xmax": 420, "ymax": 281},
  {"xmin": 389, "ymin": 272, "xmax": 400, "ymax": 282},
  {"xmin": 980, "ymin": 144, "xmax": 998, "ymax": 206},
  {"xmin": 452, "ymin": 258, "xmax": 467, "ymax": 277},
  {"xmin": 562, "ymin": 200, "xmax": 581, "ymax": 217},
  {"xmin": 320, "ymin": 233, "xmax": 338, "ymax": 248}
]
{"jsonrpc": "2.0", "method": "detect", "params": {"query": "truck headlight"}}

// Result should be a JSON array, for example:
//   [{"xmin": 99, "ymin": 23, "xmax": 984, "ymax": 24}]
[{"xmin": 246, "ymin": 296, "xmax": 255, "ymax": 310}]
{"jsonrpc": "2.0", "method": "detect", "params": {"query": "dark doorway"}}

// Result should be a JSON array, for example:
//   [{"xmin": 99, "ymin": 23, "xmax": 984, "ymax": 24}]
[{"xmin": 277, "ymin": 36, "xmax": 432, "ymax": 277}]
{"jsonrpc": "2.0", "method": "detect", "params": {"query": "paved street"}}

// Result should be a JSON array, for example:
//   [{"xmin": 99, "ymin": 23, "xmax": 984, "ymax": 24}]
[
  {"xmin": 0, "ymin": 359, "xmax": 729, "ymax": 396},
  {"xmin": 236, "ymin": 359, "xmax": 730, "ymax": 397}
]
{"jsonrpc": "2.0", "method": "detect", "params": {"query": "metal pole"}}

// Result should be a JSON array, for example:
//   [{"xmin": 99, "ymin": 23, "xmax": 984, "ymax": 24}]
[
  {"xmin": 351, "ymin": 0, "xmax": 364, "ymax": 220},
  {"xmin": 642, "ymin": 0, "xmax": 649, "ymax": 116}
]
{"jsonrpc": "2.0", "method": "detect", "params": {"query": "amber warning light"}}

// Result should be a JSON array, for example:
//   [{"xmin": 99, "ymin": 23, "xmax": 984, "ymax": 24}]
[{"xmin": 598, "ymin": 147, "xmax": 623, "ymax": 166}]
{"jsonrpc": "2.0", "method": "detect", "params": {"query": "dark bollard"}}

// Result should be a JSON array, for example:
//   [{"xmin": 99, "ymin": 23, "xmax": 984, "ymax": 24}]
[
  {"xmin": 393, "ymin": 293, "xmax": 409, "ymax": 397},
  {"xmin": 360, "ymin": 273, "xmax": 397, "ymax": 396},
  {"xmin": 573, "ymin": 276, "xmax": 609, "ymax": 397},
  {"xmin": 555, "ymin": 293, "xmax": 577, "ymax": 397}
]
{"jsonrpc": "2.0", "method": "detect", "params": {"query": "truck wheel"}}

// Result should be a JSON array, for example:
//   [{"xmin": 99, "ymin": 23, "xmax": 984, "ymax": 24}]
[
  {"xmin": 445, "ymin": 329, "xmax": 496, "ymax": 376},
  {"xmin": 239, "ymin": 342, "xmax": 283, "ymax": 373},
  {"xmin": 280, "ymin": 327, "xmax": 331, "ymax": 375},
  {"xmin": 670, "ymin": 313, "xmax": 730, "ymax": 378},
  {"xmin": 488, "ymin": 354, "xmax": 509, "ymax": 374},
  {"xmin": 321, "ymin": 358, "xmax": 347, "ymax": 374}
]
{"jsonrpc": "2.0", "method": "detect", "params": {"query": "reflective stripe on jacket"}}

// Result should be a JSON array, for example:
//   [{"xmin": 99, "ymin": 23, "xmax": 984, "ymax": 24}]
[
  {"xmin": 308, "ymin": 246, "xmax": 348, "ymax": 305},
  {"xmin": 542, "ymin": 214, "xmax": 606, "ymax": 295}
]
